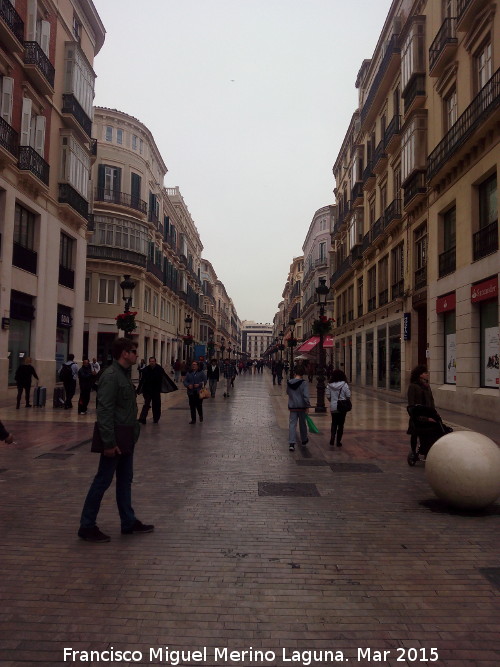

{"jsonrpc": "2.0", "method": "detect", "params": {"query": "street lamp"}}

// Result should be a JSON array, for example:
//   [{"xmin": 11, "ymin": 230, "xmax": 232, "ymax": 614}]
[
  {"xmin": 288, "ymin": 316, "xmax": 296, "ymax": 376},
  {"xmin": 228, "ymin": 343, "xmax": 232, "ymax": 359},
  {"xmin": 120, "ymin": 275, "xmax": 136, "ymax": 313},
  {"xmin": 315, "ymin": 277, "xmax": 329, "ymax": 413},
  {"xmin": 220, "ymin": 336, "xmax": 225, "ymax": 359}
]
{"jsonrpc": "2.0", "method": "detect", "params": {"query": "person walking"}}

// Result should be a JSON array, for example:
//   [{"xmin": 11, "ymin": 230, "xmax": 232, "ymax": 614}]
[
  {"xmin": 275, "ymin": 359, "xmax": 284, "ymax": 386},
  {"xmin": 77, "ymin": 359, "xmax": 94, "ymax": 415},
  {"xmin": 78, "ymin": 337, "xmax": 154, "ymax": 543},
  {"xmin": 326, "ymin": 369, "xmax": 351, "ymax": 448},
  {"xmin": 221, "ymin": 358, "xmax": 236, "ymax": 397},
  {"xmin": 60, "ymin": 354, "xmax": 79, "ymax": 409},
  {"xmin": 0, "ymin": 420, "xmax": 14, "ymax": 444},
  {"xmin": 206, "ymin": 358, "xmax": 220, "ymax": 397},
  {"xmin": 286, "ymin": 365, "xmax": 311, "ymax": 452},
  {"xmin": 137, "ymin": 357, "xmax": 164, "ymax": 424},
  {"xmin": 14, "ymin": 357, "xmax": 39, "ymax": 409},
  {"xmin": 184, "ymin": 361, "xmax": 207, "ymax": 423},
  {"xmin": 407, "ymin": 365, "xmax": 436, "ymax": 455},
  {"xmin": 173, "ymin": 359, "xmax": 181, "ymax": 383}
]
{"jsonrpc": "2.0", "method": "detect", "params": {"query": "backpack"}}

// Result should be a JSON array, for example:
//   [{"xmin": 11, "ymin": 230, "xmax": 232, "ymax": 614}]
[{"xmin": 59, "ymin": 363, "xmax": 73, "ymax": 383}]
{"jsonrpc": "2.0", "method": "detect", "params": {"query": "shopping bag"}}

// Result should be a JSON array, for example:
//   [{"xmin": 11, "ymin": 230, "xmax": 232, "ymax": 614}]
[{"xmin": 306, "ymin": 414, "xmax": 319, "ymax": 434}]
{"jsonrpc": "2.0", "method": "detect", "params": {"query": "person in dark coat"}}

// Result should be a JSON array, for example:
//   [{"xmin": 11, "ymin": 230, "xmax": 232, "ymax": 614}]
[
  {"xmin": 137, "ymin": 357, "xmax": 164, "ymax": 424},
  {"xmin": 14, "ymin": 357, "xmax": 39, "ymax": 409},
  {"xmin": 407, "ymin": 365, "xmax": 436, "ymax": 454},
  {"xmin": 206, "ymin": 358, "xmax": 220, "ymax": 397},
  {"xmin": 77, "ymin": 359, "xmax": 94, "ymax": 415},
  {"xmin": 0, "ymin": 420, "xmax": 14, "ymax": 443},
  {"xmin": 184, "ymin": 361, "xmax": 207, "ymax": 423}
]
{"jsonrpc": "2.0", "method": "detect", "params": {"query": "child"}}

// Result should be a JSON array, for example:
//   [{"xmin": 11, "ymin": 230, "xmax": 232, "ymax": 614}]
[{"xmin": 286, "ymin": 365, "xmax": 311, "ymax": 451}]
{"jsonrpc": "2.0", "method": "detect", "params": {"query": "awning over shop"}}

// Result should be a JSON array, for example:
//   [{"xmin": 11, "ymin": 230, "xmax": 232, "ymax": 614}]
[{"xmin": 296, "ymin": 335, "xmax": 334, "ymax": 353}]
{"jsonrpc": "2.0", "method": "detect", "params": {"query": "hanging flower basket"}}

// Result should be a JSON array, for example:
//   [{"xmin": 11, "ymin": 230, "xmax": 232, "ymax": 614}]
[
  {"xmin": 287, "ymin": 338, "xmax": 298, "ymax": 348},
  {"xmin": 115, "ymin": 311, "xmax": 138, "ymax": 334},
  {"xmin": 312, "ymin": 315, "xmax": 334, "ymax": 336}
]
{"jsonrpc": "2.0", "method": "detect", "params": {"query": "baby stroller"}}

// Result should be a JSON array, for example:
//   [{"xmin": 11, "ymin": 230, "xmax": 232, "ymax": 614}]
[{"xmin": 406, "ymin": 405, "xmax": 453, "ymax": 466}]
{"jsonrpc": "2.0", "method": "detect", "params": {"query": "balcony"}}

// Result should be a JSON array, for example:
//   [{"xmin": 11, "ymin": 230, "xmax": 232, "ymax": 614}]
[
  {"xmin": 414, "ymin": 265, "xmax": 427, "ymax": 290},
  {"xmin": 429, "ymin": 18, "xmax": 458, "ymax": 77},
  {"xmin": 330, "ymin": 255, "xmax": 353, "ymax": 287},
  {"xmin": 0, "ymin": 116, "xmax": 18, "ymax": 161},
  {"xmin": 368, "ymin": 296, "xmax": 376, "ymax": 312},
  {"xmin": 12, "ymin": 242, "xmax": 37, "ymax": 274},
  {"xmin": 94, "ymin": 188, "xmax": 147, "ymax": 215},
  {"xmin": 361, "ymin": 231, "xmax": 371, "ymax": 255},
  {"xmin": 372, "ymin": 139, "xmax": 387, "ymax": 175},
  {"xmin": 87, "ymin": 244, "xmax": 147, "ymax": 268},
  {"xmin": 18, "ymin": 146, "xmax": 49, "ymax": 186},
  {"xmin": 384, "ymin": 114, "xmax": 401, "ymax": 153},
  {"xmin": 391, "ymin": 280, "xmax": 404, "ymax": 300},
  {"xmin": 351, "ymin": 181, "xmax": 364, "ymax": 207},
  {"xmin": 403, "ymin": 170, "xmax": 426, "ymax": 211},
  {"xmin": 370, "ymin": 216, "xmax": 384, "ymax": 245},
  {"xmin": 473, "ymin": 220, "xmax": 498, "ymax": 261},
  {"xmin": 379, "ymin": 289, "xmax": 389, "ymax": 306},
  {"xmin": 147, "ymin": 259, "xmax": 164, "ymax": 282},
  {"xmin": 363, "ymin": 161, "xmax": 376, "ymax": 192},
  {"xmin": 403, "ymin": 74, "xmax": 426, "ymax": 116},
  {"xmin": 351, "ymin": 244, "xmax": 363, "ymax": 265},
  {"xmin": 23, "ymin": 41, "xmax": 55, "ymax": 94},
  {"xmin": 62, "ymin": 94, "xmax": 92, "ymax": 138},
  {"xmin": 438, "ymin": 247, "xmax": 456, "ymax": 278},
  {"xmin": 383, "ymin": 198, "xmax": 402, "ymax": 234},
  {"xmin": 59, "ymin": 183, "xmax": 88, "ymax": 220},
  {"xmin": 428, "ymin": 68, "xmax": 500, "ymax": 182},
  {"xmin": 58, "ymin": 265, "xmax": 75, "ymax": 289},
  {"xmin": 360, "ymin": 34, "xmax": 401, "ymax": 128},
  {"xmin": 314, "ymin": 257, "xmax": 328, "ymax": 269},
  {"xmin": 148, "ymin": 210, "xmax": 160, "ymax": 228},
  {"xmin": 0, "ymin": 0, "xmax": 24, "ymax": 53},
  {"xmin": 457, "ymin": 0, "xmax": 489, "ymax": 31}
]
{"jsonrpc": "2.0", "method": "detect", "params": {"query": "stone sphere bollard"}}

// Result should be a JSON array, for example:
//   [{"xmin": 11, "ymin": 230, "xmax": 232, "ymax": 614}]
[{"xmin": 425, "ymin": 431, "xmax": 500, "ymax": 509}]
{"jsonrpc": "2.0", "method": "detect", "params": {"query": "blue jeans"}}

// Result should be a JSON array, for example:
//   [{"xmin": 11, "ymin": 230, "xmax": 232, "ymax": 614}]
[
  {"xmin": 80, "ymin": 453, "xmax": 136, "ymax": 530},
  {"xmin": 289, "ymin": 411, "xmax": 308, "ymax": 444}
]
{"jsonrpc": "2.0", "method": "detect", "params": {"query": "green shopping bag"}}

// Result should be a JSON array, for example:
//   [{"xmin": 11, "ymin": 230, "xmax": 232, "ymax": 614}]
[{"xmin": 306, "ymin": 414, "xmax": 319, "ymax": 434}]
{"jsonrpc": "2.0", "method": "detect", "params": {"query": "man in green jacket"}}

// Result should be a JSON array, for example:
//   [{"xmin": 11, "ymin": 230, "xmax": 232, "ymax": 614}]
[{"xmin": 78, "ymin": 337, "xmax": 154, "ymax": 543}]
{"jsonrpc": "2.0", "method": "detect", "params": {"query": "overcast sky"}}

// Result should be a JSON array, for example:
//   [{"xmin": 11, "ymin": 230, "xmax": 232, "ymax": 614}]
[{"xmin": 92, "ymin": 0, "xmax": 393, "ymax": 324}]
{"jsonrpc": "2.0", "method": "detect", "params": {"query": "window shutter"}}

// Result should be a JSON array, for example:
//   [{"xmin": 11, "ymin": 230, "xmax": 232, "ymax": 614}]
[
  {"xmin": 97, "ymin": 164, "xmax": 105, "ymax": 190},
  {"xmin": 113, "ymin": 167, "xmax": 121, "ymax": 193},
  {"xmin": 34, "ymin": 115, "xmax": 46, "ymax": 156},
  {"xmin": 40, "ymin": 20, "xmax": 50, "ymax": 55},
  {"xmin": 20, "ymin": 97, "xmax": 32, "ymax": 146},
  {"xmin": 1, "ymin": 77, "xmax": 14, "ymax": 125},
  {"xmin": 26, "ymin": 0, "xmax": 37, "ymax": 41}
]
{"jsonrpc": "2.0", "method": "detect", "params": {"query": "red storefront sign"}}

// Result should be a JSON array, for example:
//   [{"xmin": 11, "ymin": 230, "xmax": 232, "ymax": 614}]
[
  {"xmin": 471, "ymin": 277, "xmax": 498, "ymax": 303},
  {"xmin": 436, "ymin": 292, "xmax": 456, "ymax": 313}
]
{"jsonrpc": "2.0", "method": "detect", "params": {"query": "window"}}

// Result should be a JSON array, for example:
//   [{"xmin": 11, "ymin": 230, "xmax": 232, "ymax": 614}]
[
  {"xmin": 414, "ymin": 223, "xmax": 428, "ymax": 289},
  {"xmin": 401, "ymin": 18, "xmax": 425, "ymax": 91},
  {"xmin": 72, "ymin": 15, "xmax": 82, "ymax": 41},
  {"xmin": 0, "ymin": 76, "xmax": 14, "ymax": 126},
  {"xmin": 64, "ymin": 44, "xmax": 95, "ymax": 117},
  {"xmin": 318, "ymin": 241, "xmax": 326, "ymax": 262},
  {"xmin": 20, "ymin": 97, "xmax": 45, "ymax": 156},
  {"xmin": 401, "ymin": 114, "xmax": 427, "ymax": 182},
  {"xmin": 60, "ymin": 135, "xmax": 90, "ymax": 197},
  {"xmin": 444, "ymin": 87, "xmax": 457, "ymax": 132},
  {"xmin": 117, "ymin": 129, "xmax": 123, "ymax": 145},
  {"xmin": 393, "ymin": 164, "xmax": 401, "ymax": 198},
  {"xmin": 479, "ymin": 174, "xmax": 497, "ymax": 230},
  {"xmin": 391, "ymin": 243, "xmax": 404, "ymax": 297},
  {"xmin": 27, "ymin": 0, "xmax": 50, "ymax": 55},
  {"xmin": 85, "ymin": 275, "xmax": 91, "ymax": 302},
  {"xmin": 475, "ymin": 39, "xmax": 492, "ymax": 92},
  {"xmin": 439, "ymin": 207, "xmax": 456, "ymax": 277},
  {"xmin": 94, "ymin": 216, "xmax": 148, "ymax": 255},
  {"xmin": 105, "ymin": 126, "xmax": 113, "ymax": 142},
  {"xmin": 60, "ymin": 233, "xmax": 74, "ymax": 269},
  {"xmin": 378, "ymin": 255, "xmax": 389, "ymax": 305},
  {"xmin": 160, "ymin": 298, "xmax": 166, "ymax": 320},
  {"xmin": 98, "ymin": 277, "xmax": 116, "ymax": 304},
  {"xmin": 357, "ymin": 277, "xmax": 363, "ymax": 317},
  {"xmin": 368, "ymin": 266, "xmax": 377, "ymax": 311},
  {"xmin": 378, "ymin": 325, "xmax": 387, "ymax": 388},
  {"xmin": 480, "ymin": 300, "xmax": 499, "ymax": 388},
  {"xmin": 132, "ymin": 134, "xmax": 138, "ymax": 150},
  {"xmin": 14, "ymin": 204, "xmax": 35, "ymax": 249},
  {"xmin": 144, "ymin": 287, "xmax": 151, "ymax": 312},
  {"xmin": 153, "ymin": 293, "xmax": 158, "ymax": 317}
]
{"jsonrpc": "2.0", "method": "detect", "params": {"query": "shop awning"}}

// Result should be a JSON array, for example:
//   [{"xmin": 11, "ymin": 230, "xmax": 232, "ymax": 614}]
[{"xmin": 296, "ymin": 335, "xmax": 334, "ymax": 353}]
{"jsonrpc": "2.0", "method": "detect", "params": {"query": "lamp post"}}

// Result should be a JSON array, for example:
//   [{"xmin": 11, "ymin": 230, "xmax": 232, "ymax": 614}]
[
  {"xmin": 119, "ymin": 275, "xmax": 136, "ymax": 338},
  {"xmin": 220, "ymin": 336, "xmax": 225, "ymax": 359},
  {"xmin": 315, "ymin": 277, "xmax": 329, "ymax": 413},
  {"xmin": 184, "ymin": 314, "xmax": 193, "ymax": 364},
  {"xmin": 228, "ymin": 344, "xmax": 232, "ymax": 360},
  {"xmin": 288, "ymin": 316, "xmax": 296, "ymax": 377},
  {"xmin": 207, "ymin": 334, "xmax": 214, "ymax": 359}
]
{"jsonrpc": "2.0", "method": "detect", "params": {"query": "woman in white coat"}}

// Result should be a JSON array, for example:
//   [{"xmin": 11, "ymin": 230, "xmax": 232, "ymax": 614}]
[{"xmin": 325, "ymin": 369, "xmax": 351, "ymax": 447}]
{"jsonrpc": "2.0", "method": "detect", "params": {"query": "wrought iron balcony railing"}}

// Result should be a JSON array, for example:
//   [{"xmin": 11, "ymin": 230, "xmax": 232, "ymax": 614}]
[
  {"xmin": 384, "ymin": 198, "xmax": 402, "ymax": 229},
  {"xmin": 146, "ymin": 259, "xmax": 163, "ymax": 282},
  {"xmin": 351, "ymin": 181, "xmax": 363, "ymax": 204},
  {"xmin": 62, "ymin": 94, "xmax": 92, "ymax": 137},
  {"xmin": 86, "ymin": 244, "xmax": 147, "ymax": 268},
  {"xmin": 403, "ymin": 74, "xmax": 426, "ymax": 114},
  {"xmin": 414, "ymin": 266, "xmax": 427, "ymax": 290},
  {"xmin": 0, "ymin": 116, "xmax": 18, "ymax": 157},
  {"xmin": 18, "ymin": 146, "xmax": 49, "ymax": 185},
  {"xmin": 59, "ymin": 183, "xmax": 88, "ymax": 220},
  {"xmin": 429, "ymin": 18, "xmax": 457, "ymax": 72},
  {"xmin": 367, "ymin": 296, "xmax": 377, "ymax": 312},
  {"xmin": 438, "ymin": 247, "xmax": 456, "ymax": 277},
  {"xmin": 95, "ymin": 188, "xmax": 147, "ymax": 214},
  {"xmin": 0, "ymin": 0, "xmax": 24, "ymax": 43},
  {"xmin": 473, "ymin": 220, "xmax": 498, "ymax": 261},
  {"xmin": 384, "ymin": 114, "xmax": 401, "ymax": 150},
  {"xmin": 403, "ymin": 171, "xmax": 426, "ymax": 208},
  {"xmin": 361, "ymin": 34, "xmax": 400, "ymax": 125},
  {"xmin": 371, "ymin": 216, "xmax": 384, "ymax": 243},
  {"xmin": 24, "ymin": 41, "xmax": 55, "ymax": 89},
  {"xmin": 363, "ymin": 160, "xmax": 375, "ymax": 184},
  {"xmin": 391, "ymin": 280, "xmax": 404, "ymax": 300},
  {"xmin": 379, "ymin": 289, "xmax": 389, "ymax": 306},
  {"xmin": 428, "ymin": 68, "xmax": 500, "ymax": 181}
]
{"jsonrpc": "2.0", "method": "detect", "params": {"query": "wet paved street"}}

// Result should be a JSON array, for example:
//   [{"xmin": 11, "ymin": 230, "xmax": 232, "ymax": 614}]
[{"xmin": 0, "ymin": 371, "xmax": 499, "ymax": 666}]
